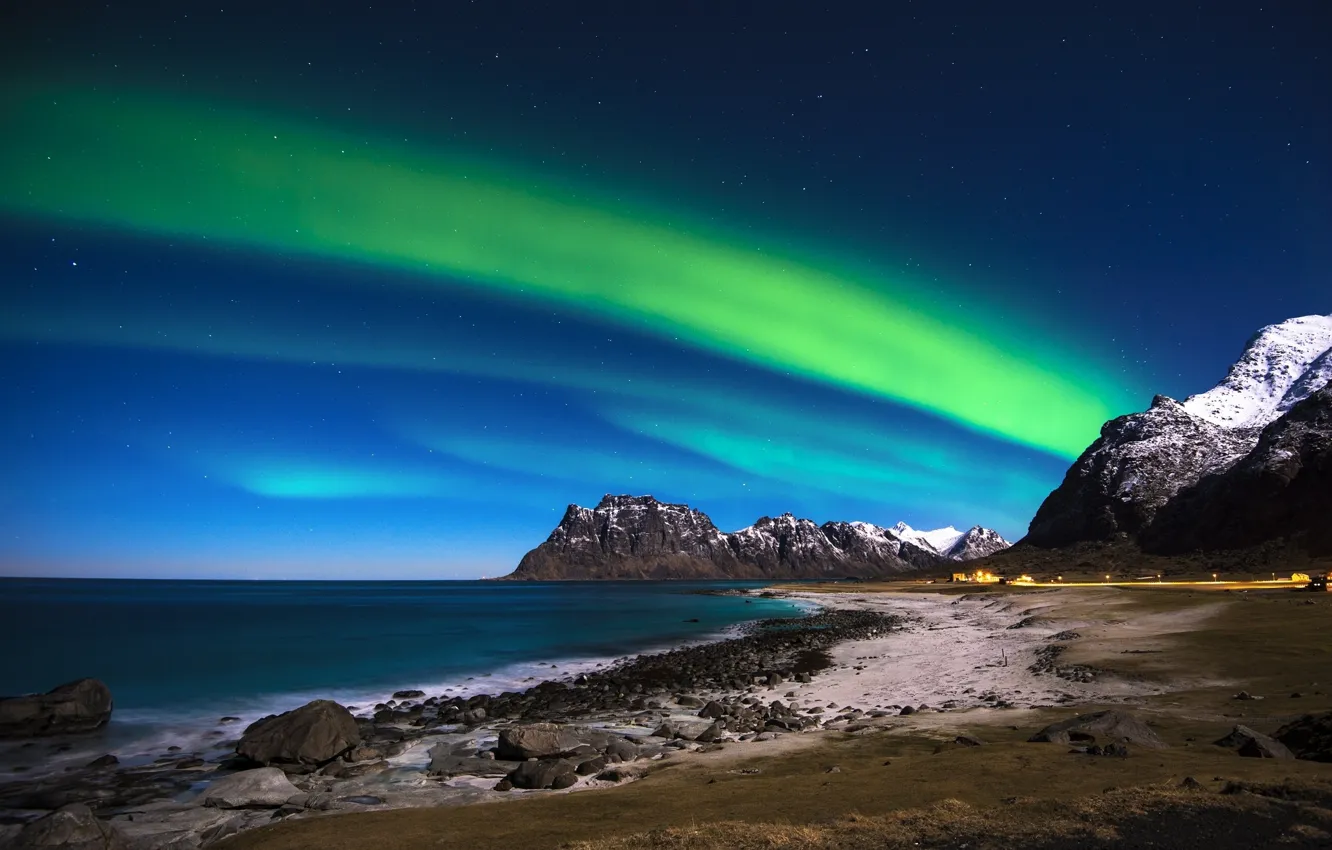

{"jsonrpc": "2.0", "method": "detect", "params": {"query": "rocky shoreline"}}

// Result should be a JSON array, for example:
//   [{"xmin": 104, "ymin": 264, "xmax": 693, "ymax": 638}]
[{"xmin": 0, "ymin": 605, "xmax": 904, "ymax": 848}]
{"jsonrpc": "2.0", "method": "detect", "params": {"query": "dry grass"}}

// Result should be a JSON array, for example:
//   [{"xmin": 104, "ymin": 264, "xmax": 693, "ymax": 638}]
[{"xmin": 567, "ymin": 783, "xmax": 1332, "ymax": 849}]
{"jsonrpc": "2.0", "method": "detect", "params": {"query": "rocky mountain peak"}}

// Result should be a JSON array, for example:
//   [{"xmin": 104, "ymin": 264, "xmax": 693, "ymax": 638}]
[
  {"xmin": 1026, "ymin": 314, "xmax": 1332, "ymax": 554},
  {"xmin": 594, "ymin": 493, "xmax": 681, "ymax": 511},
  {"xmin": 506, "ymin": 498, "xmax": 1009, "ymax": 580},
  {"xmin": 947, "ymin": 526, "xmax": 1012, "ymax": 560}
]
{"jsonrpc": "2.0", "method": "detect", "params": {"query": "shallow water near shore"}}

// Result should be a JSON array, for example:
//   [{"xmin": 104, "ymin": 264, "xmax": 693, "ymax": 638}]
[{"xmin": 0, "ymin": 579, "xmax": 806, "ymax": 775}]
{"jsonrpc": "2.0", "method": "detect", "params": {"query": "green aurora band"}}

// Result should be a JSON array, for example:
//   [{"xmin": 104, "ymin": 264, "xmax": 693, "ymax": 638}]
[{"xmin": 0, "ymin": 86, "xmax": 1139, "ymax": 457}]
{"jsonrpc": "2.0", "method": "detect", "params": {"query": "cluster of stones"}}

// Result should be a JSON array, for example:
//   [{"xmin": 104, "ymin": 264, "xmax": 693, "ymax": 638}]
[
  {"xmin": 363, "ymin": 609, "xmax": 901, "ymax": 733},
  {"xmin": 426, "ymin": 723, "xmax": 642, "ymax": 792},
  {"xmin": 1028, "ymin": 644, "xmax": 1101, "ymax": 684}
]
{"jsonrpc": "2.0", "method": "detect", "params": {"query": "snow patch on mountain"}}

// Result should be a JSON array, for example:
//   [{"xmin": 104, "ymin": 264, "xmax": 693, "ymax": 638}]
[
  {"xmin": 890, "ymin": 522, "xmax": 966, "ymax": 555},
  {"xmin": 1182, "ymin": 314, "xmax": 1332, "ymax": 429},
  {"xmin": 1279, "ymin": 346, "xmax": 1332, "ymax": 417}
]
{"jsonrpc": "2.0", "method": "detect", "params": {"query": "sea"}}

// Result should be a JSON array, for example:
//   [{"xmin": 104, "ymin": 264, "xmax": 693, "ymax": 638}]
[{"xmin": 0, "ymin": 579, "xmax": 808, "ymax": 776}]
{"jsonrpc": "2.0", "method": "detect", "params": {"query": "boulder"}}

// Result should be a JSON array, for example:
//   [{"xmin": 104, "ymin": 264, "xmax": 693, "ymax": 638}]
[
  {"xmin": 603, "ymin": 737, "xmax": 640, "ymax": 762},
  {"xmin": 495, "ymin": 723, "xmax": 589, "ymax": 760},
  {"xmin": 344, "ymin": 744, "xmax": 385, "ymax": 763},
  {"xmin": 1028, "ymin": 710, "xmax": 1166, "ymax": 749},
  {"xmin": 198, "ymin": 813, "xmax": 254, "ymax": 846},
  {"xmin": 425, "ymin": 744, "xmax": 517, "ymax": 777},
  {"xmin": 103, "ymin": 804, "xmax": 242, "ymax": 849},
  {"xmin": 200, "ymin": 767, "xmax": 302, "ymax": 808},
  {"xmin": 13, "ymin": 803, "xmax": 133, "ymax": 849},
  {"xmin": 0, "ymin": 680, "xmax": 114, "ymax": 738},
  {"xmin": 575, "ymin": 756, "xmax": 607, "ymax": 775},
  {"xmin": 506, "ymin": 758, "xmax": 578, "ymax": 790},
  {"xmin": 1274, "ymin": 711, "xmax": 1332, "ymax": 762},
  {"xmin": 698, "ymin": 700, "xmax": 727, "ymax": 719},
  {"xmin": 1214, "ymin": 725, "xmax": 1294, "ymax": 759},
  {"xmin": 237, "ymin": 699, "xmax": 359, "ymax": 767},
  {"xmin": 651, "ymin": 719, "xmax": 714, "ymax": 741}
]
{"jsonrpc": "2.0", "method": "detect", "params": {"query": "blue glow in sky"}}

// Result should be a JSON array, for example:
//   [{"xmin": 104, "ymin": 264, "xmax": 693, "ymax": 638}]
[{"xmin": 0, "ymin": 2, "xmax": 1326, "ymax": 578}]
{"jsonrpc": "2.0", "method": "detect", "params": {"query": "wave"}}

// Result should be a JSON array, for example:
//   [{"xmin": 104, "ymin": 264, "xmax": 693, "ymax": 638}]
[{"xmin": 0, "ymin": 594, "xmax": 820, "ymax": 781}]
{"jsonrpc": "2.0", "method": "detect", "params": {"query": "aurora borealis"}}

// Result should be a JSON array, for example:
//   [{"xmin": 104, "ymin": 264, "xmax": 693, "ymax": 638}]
[
  {"xmin": 2, "ymin": 2, "xmax": 1326, "ymax": 578},
  {"xmin": 2, "ymin": 86, "xmax": 1132, "ymax": 456}
]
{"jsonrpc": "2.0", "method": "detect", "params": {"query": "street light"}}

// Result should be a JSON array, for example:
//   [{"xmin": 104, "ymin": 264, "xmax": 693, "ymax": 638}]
[
  {"xmin": 1105, "ymin": 574, "xmax": 1110, "ymax": 583},
  {"xmin": 1212, "ymin": 573, "xmax": 1218, "ymax": 582}
]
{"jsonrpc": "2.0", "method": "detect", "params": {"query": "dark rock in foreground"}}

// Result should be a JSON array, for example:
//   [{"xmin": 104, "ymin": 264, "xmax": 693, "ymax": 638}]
[
  {"xmin": 0, "ymin": 679, "xmax": 113, "ymax": 738},
  {"xmin": 1214, "ymin": 725, "xmax": 1294, "ymax": 760},
  {"xmin": 200, "ymin": 767, "xmax": 302, "ymax": 808},
  {"xmin": 1028, "ymin": 710, "xmax": 1166, "ymax": 749},
  {"xmin": 236, "ymin": 699, "xmax": 360, "ymax": 768},
  {"xmin": 497, "ymin": 723, "xmax": 594, "ymax": 760},
  {"xmin": 1274, "ymin": 711, "xmax": 1332, "ymax": 762},
  {"xmin": 505, "ymin": 758, "xmax": 579, "ymax": 790},
  {"xmin": 11, "ymin": 803, "xmax": 133, "ymax": 849}
]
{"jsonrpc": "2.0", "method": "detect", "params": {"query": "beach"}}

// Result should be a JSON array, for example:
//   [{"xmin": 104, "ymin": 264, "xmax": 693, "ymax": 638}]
[{"xmin": 3, "ymin": 581, "xmax": 1331, "ymax": 848}]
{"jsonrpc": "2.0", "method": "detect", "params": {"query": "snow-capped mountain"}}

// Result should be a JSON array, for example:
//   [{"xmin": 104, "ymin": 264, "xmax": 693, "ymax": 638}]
[
  {"xmin": 886, "ymin": 522, "xmax": 1010, "ymax": 563},
  {"xmin": 504, "ymin": 495, "xmax": 1009, "ymax": 580},
  {"xmin": 890, "ymin": 522, "xmax": 965, "ymax": 555},
  {"xmin": 1181, "ymin": 314, "xmax": 1332, "ymax": 428},
  {"xmin": 944, "ymin": 526, "xmax": 1013, "ymax": 561},
  {"xmin": 1026, "ymin": 314, "xmax": 1332, "ymax": 553}
]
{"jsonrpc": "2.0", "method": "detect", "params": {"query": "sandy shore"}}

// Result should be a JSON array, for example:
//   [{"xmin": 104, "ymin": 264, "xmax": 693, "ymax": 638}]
[{"xmin": 772, "ymin": 587, "xmax": 1203, "ymax": 720}]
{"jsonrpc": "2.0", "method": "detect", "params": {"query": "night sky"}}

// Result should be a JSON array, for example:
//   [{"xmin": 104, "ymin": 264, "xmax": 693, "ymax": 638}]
[{"xmin": 1, "ymin": 2, "xmax": 1326, "ymax": 578}]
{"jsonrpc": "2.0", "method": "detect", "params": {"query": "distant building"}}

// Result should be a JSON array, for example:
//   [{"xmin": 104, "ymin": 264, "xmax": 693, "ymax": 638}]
[{"xmin": 951, "ymin": 569, "xmax": 1001, "ymax": 584}]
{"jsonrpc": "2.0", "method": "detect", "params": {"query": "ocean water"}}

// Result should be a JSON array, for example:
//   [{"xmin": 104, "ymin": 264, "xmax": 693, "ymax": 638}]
[{"xmin": 0, "ymin": 579, "xmax": 805, "ymax": 773}]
